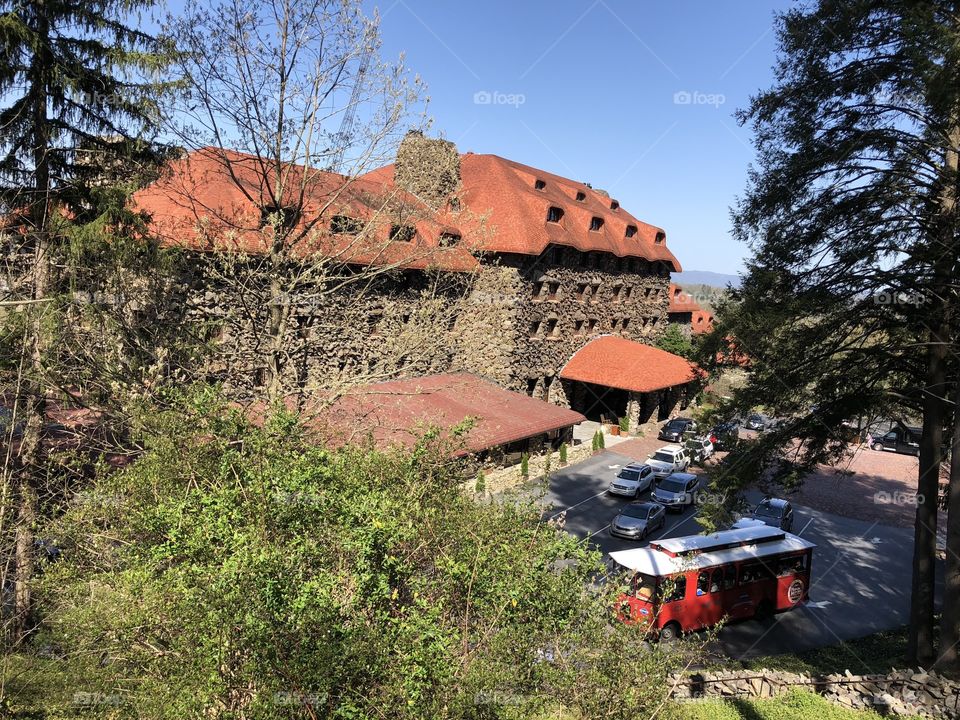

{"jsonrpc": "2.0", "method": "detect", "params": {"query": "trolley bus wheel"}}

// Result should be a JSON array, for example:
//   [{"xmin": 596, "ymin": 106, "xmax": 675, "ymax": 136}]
[
  {"xmin": 755, "ymin": 600, "xmax": 774, "ymax": 621},
  {"xmin": 659, "ymin": 622, "xmax": 681, "ymax": 642}
]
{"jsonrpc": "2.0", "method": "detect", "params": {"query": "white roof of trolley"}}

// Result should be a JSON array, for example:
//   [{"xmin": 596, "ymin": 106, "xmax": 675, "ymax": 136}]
[{"xmin": 608, "ymin": 525, "xmax": 815, "ymax": 577}]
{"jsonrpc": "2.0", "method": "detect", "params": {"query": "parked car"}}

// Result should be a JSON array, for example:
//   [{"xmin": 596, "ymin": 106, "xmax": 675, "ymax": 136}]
[
  {"xmin": 744, "ymin": 414, "xmax": 767, "ymax": 431},
  {"xmin": 872, "ymin": 425, "xmax": 921, "ymax": 456},
  {"xmin": 658, "ymin": 417, "xmax": 696, "ymax": 442},
  {"xmin": 646, "ymin": 445, "xmax": 690, "ymax": 480},
  {"xmin": 750, "ymin": 497, "xmax": 794, "ymax": 532},
  {"xmin": 684, "ymin": 436, "xmax": 715, "ymax": 464},
  {"xmin": 609, "ymin": 501, "xmax": 666, "ymax": 540},
  {"xmin": 709, "ymin": 421, "xmax": 740, "ymax": 450},
  {"xmin": 651, "ymin": 472, "xmax": 700, "ymax": 512},
  {"xmin": 607, "ymin": 463, "xmax": 655, "ymax": 498}
]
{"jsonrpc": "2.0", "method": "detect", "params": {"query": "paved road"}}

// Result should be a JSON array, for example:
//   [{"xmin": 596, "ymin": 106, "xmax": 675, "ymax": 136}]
[{"xmin": 542, "ymin": 448, "xmax": 944, "ymax": 663}]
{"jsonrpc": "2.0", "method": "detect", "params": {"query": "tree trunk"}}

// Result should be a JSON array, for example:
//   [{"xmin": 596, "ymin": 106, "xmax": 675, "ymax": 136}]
[{"xmin": 937, "ymin": 378, "xmax": 960, "ymax": 675}]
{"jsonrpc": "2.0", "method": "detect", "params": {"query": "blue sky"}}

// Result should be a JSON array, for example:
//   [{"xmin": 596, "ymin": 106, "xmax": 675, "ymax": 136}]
[{"xmin": 372, "ymin": 0, "xmax": 794, "ymax": 275}]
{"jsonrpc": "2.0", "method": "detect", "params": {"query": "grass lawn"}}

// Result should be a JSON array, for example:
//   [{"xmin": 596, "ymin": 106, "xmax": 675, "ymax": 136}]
[
  {"xmin": 677, "ymin": 688, "xmax": 915, "ymax": 720},
  {"xmin": 708, "ymin": 620, "xmax": 939, "ymax": 676}
]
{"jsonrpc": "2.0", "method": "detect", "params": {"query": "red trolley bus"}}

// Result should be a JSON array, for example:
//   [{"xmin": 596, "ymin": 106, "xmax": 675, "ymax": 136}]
[{"xmin": 610, "ymin": 524, "xmax": 815, "ymax": 640}]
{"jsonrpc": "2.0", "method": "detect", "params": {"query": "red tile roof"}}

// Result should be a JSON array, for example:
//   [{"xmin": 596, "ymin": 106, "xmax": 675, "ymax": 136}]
[
  {"xmin": 313, "ymin": 373, "xmax": 585, "ymax": 455},
  {"xmin": 668, "ymin": 283, "xmax": 701, "ymax": 313},
  {"xmin": 362, "ymin": 154, "xmax": 682, "ymax": 269},
  {"xmin": 559, "ymin": 335, "xmax": 698, "ymax": 393},
  {"xmin": 131, "ymin": 148, "xmax": 479, "ymax": 272}
]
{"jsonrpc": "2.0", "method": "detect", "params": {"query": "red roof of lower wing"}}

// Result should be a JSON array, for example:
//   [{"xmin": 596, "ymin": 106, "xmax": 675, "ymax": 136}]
[
  {"xmin": 315, "ymin": 373, "xmax": 585, "ymax": 455},
  {"xmin": 559, "ymin": 335, "xmax": 698, "ymax": 394}
]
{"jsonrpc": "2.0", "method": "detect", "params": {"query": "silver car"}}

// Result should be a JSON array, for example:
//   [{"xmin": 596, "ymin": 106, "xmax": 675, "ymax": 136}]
[
  {"xmin": 610, "ymin": 502, "xmax": 666, "ymax": 540},
  {"xmin": 651, "ymin": 472, "xmax": 700, "ymax": 512},
  {"xmin": 607, "ymin": 463, "xmax": 655, "ymax": 498}
]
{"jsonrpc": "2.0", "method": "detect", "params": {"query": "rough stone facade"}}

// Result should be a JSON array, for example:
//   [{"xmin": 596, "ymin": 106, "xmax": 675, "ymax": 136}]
[{"xmin": 671, "ymin": 668, "xmax": 960, "ymax": 718}]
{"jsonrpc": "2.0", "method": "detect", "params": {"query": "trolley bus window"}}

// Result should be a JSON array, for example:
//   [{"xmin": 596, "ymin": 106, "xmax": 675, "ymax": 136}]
[
  {"xmin": 710, "ymin": 568, "xmax": 723, "ymax": 593},
  {"xmin": 723, "ymin": 565, "xmax": 736, "ymax": 590},
  {"xmin": 697, "ymin": 571, "xmax": 710, "ymax": 596},
  {"xmin": 739, "ymin": 561, "xmax": 775, "ymax": 585},
  {"xmin": 632, "ymin": 572, "xmax": 658, "ymax": 602},
  {"xmin": 662, "ymin": 575, "xmax": 686, "ymax": 603},
  {"xmin": 777, "ymin": 555, "xmax": 807, "ymax": 577}
]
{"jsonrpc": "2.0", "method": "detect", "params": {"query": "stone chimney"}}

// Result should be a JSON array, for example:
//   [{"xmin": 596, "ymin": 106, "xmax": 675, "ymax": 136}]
[{"xmin": 394, "ymin": 130, "xmax": 461, "ymax": 209}]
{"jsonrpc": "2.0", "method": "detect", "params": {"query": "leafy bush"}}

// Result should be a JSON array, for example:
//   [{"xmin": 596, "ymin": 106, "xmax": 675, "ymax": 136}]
[
  {"xmin": 559, "ymin": 443, "xmax": 568, "ymax": 464},
  {"xmin": 32, "ymin": 389, "xmax": 690, "ymax": 718},
  {"xmin": 520, "ymin": 452, "xmax": 529, "ymax": 478}
]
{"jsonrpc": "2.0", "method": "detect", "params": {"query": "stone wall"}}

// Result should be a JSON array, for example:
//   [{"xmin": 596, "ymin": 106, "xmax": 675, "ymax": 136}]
[
  {"xmin": 672, "ymin": 668, "xmax": 959, "ymax": 718},
  {"xmin": 457, "ymin": 249, "xmax": 672, "ymax": 403}
]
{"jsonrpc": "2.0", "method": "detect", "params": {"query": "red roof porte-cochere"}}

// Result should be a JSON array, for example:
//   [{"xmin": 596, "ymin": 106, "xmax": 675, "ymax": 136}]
[
  {"xmin": 315, "ymin": 373, "xmax": 585, "ymax": 455},
  {"xmin": 559, "ymin": 335, "xmax": 698, "ymax": 394}
]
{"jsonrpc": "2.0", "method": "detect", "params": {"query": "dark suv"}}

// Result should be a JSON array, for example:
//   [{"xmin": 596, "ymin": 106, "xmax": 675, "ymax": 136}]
[
  {"xmin": 658, "ymin": 417, "xmax": 696, "ymax": 442},
  {"xmin": 872, "ymin": 426, "xmax": 921, "ymax": 456}
]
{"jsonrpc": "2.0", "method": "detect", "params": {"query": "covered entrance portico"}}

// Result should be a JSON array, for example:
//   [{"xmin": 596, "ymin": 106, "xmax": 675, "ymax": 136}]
[{"xmin": 559, "ymin": 335, "xmax": 698, "ymax": 433}]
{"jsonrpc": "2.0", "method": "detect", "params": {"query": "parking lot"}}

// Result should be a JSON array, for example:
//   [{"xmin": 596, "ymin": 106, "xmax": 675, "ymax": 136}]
[{"xmin": 541, "ymin": 445, "xmax": 944, "ymax": 662}]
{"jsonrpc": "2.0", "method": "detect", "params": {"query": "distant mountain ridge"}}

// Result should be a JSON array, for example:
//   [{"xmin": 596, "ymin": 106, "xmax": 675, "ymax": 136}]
[{"xmin": 673, "ymin": 270, "xmax": 741, "ymax": 289}]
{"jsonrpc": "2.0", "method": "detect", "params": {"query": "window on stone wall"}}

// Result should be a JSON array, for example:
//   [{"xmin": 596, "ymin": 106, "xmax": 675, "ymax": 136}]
[
  {"xmin": 590, "ymin": 283, "xmax": 601, "ymax": 300},
  {"xmin": 526, "ymin": 378, "xmax": 538, "ymax": 396},
  {"xmin": 253, "ymin": 367, "xmax": 268, "ymax": 387},
  {"xmin": 625, "ymin": 224, "xmax": 637, "ymax": 238},
  {"xmin": 612, "ymin": 284, "xmax": 623, "ymax": 301},
  {"xmin": 544, "ymin": 318, "xmax": 559, "ymax": 336},
  {"xmin": 590, "ymin": 217, "xmax": 604, "ymax": 232},
  {"xmin": 546, "ymin": 206, "xmax": 564, "ymax": 223},
  {"xmin": 547, "ymin": 281, "xmax": 560, "ymax": 300},
  {"xmin": 621, "ymin": 317, "xmax": 631, "ymax": 331},
  {"xmin": 330, "ymin": 214, "xmax": 364, "ymax": 235},
  {"xmin": 532, "ymin": 281, "xmax": 545, "ymax": 299},
  {"xmin": 610, "ymin": 200, "xmax": 620, "ymax": 211},
  {"xmin": 261, "ymin": 204, "xmax": 301, "ymax": 231},
  {"xmin": 610, "ymin": 318, "xmax": 619, "ymax": 330},
  {"xmin": 655, "ymin": 232, "xmax": 666, "ymax": 245},
  {"xmin": 541, "ymin": 375, "xmax": 553, "ymax": 400},
  {"xmin": 575, "ymin": 282, "xmax": 588, "ymax": 299},
  {"xmin": 649, "ymin": 316, "xmax": 658, "ymax": 328},
  {"xmin": 575, "ymin": 190, "xmax": 586, "ymax": 202},
  {"xmin": 574, "ymin": 319, "xmax": 585, "ymax": 335},
  {"xmin": 529, "ymin": 320, "xmax": 542, "ymax": 337},
  {"xmin": 439, "ymin": 232, "xmax": 461, "ymax": 247},
  {"xmin": 624, "ymin": 286, "xmax": 634, "ymax": 299},
  {"xmin": 390, "ymin": 224, "xmax": 416, "ymax": 242},
  {"xmin": 587, "ymin": 318, "xmax": 598, "ymax": 333},
  {"xmin": 401, "ymin": 312, "xmax": 411, "ymax": 324},
  {"xmin": 535, "ymin": 178, "xmax": 546, "ymax": 190}
]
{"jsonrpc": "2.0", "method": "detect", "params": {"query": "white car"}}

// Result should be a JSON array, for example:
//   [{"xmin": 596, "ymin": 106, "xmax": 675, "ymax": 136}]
[
  {"xmin": 684, "ymin": 436, "xmax": 715, "ymax": 464},
  {"xmin": 607, "ymin": 463, "xmax": 655, "ymax": 498},
  {"xmin": 646, "ymin": 445, "xmax": 690, "ymax": 479}
]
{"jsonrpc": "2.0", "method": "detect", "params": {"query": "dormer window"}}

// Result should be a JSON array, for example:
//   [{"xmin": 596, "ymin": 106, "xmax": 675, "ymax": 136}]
[
  {"xmin": 655, "ymin": 231, "xmax": 665, "ymax": 245},
  {"xmin": 589, "ymin": 217, "xmax": 604, "ymax": 232},
  {"xmin": 625, "ymin": 225, "xmax": 637, "ymax": 238},
  {"xmin": 575, "ymin": 190, "xmax": 586, "ymax": 202},
  {"xmin": 534, "ymin": 178, "xmax": 546, "ymax": 190},
  {"xmin": 261, "ymin": 204, "xmax": 300, "ymax": 231},
  {"xmin": 610, "ymin": 200, "xmax": 620, "ymax": 211},
  {"xmin": 439, "ymin": 232, "xmax": 461, "ymax": 247},
  {"xmin": 546, "ymin": 206, "xmax": 564, "ymax": 223},
  {"xmin": 330, "ymin": 214, "xmax": 364, "ymax": 235},
  {"xmin": 390, "ymin": 225, "xmax": 416, "ymax": 242}
]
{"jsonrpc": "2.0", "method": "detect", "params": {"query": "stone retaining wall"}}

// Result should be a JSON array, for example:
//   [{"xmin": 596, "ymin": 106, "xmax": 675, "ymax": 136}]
[{"xmin": 671, "ymin": 668, "xmax": 960, "ymax": 718}]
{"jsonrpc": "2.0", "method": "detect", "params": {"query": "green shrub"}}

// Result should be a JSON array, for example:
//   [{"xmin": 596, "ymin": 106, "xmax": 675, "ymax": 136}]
[
  {"xmin": 619, "ymin": 416, "xmax": 629, "ymax": 433},
  {"xmin": 34, "ymin": 390, "xmax": 692, "ymax": 718},
  {"xmin": 475, "ymin": 470, "xmax": 486, "ymax": 493},
  {"xmin": 559, "ymin": 443, "xmax": 568, "ymax": 464},
  {"xmin": 520, "ymin": 452, "xmax": 529, "ymax": 478},
  {"xmin": 597, "ymin": 430, "xmax": 606, "ymax": 450}
]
